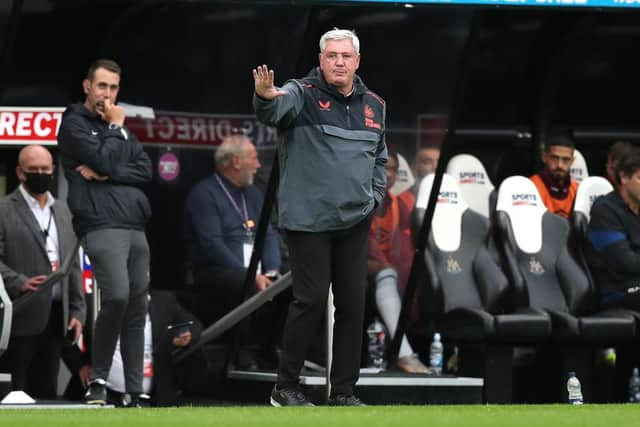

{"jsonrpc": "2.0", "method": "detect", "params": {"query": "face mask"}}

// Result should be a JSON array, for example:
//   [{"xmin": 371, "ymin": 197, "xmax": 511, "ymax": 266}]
[{"xmin": 24, "ymin": 172, "xmax": 54, "ymax": 195}]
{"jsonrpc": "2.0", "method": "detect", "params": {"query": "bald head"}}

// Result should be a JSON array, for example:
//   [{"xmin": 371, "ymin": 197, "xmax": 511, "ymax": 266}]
[
  {"xmin": 16, "ymin": 145, "xmax": 55, "ymax": 197},
  {"xmin": 18, "ymin": 145, "xmax": 53, "ymax": 169}
]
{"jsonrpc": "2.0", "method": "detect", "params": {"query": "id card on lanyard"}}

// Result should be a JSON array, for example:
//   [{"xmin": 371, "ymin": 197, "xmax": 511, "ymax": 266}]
[{"xmin": 215, "ymin": 174, "xmax": 261, "ymax": 271}]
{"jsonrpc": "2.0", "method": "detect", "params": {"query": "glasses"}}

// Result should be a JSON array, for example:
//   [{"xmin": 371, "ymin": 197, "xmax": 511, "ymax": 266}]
[{"xmin": 323, "ymin": 52, "xmax": 357, "ymax": 62}]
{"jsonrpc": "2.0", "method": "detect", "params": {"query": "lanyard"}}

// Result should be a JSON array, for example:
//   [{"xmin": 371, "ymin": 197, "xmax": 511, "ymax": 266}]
[
  {"xmin": 41, "ymin": 208, "xmax": 53, "ymax": 242},
  {"xmin": 215, "ymin": 174, "xmax": 254, "ymax": 236}
]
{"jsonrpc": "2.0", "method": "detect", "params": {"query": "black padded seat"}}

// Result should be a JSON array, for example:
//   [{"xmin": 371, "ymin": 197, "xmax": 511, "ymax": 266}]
[
  {"xmin": 495, "ymin": 176, "xmax": 636, "ymax": 402},
  {"xmin": 495, "ymin": 176, "xmax": 635, "ymax": 345},
  {"xmin": 414, "ymin": 174, "xmax": 551, "ymax": 402}
]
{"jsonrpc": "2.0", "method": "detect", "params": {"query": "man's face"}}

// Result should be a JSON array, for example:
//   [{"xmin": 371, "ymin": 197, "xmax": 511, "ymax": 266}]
[
  {"xmin": 415, "ymin": 148, "xmax": 440, "ymax": 180},
  {"xmin": 83, "ymin": 67, "xmax": 120, "ymax": 115},
  {"xmin": 386, "ymin": 156, "xmax": 398, "ymax": 191},
  {"xmin": 319, "ymin": 39, "xmax": 360, "ymax": 92},
  {"xmin": 621, "ymin": 169, "xmax": 640, "ymax": 204},
  {"xmin": 237, "ymin": 141, "xmax": 261, "ymax": 187},
  {"xmin": 542, "ymin": 145, "xmax": 574, "ymax": 181},
  {"xmin": 16, "ymin": 146, "xmax": 54, "ymax": 184}
]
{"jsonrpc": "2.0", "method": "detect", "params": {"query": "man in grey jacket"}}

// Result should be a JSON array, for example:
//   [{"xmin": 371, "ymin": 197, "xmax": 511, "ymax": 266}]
[
  {"xmin": 253, "ymin": 28, "xmax": 387, "ymax": 406},
  {"xmin": 0, "ymin": 145, "xmax": 85, "ymax": 399},
  {"xmin": 57, "ymin": 59, "xmax": 152, "ymax": 406}
]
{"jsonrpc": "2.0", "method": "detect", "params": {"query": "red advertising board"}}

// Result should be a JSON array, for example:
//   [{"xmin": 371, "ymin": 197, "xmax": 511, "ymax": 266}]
[
  {"xmin": 0, "ymin": 107, "xmax": 277, "ymax": 148},
  {"xmin": 0, "ymin": 107, "xmax": 65, "ymax": 145}
]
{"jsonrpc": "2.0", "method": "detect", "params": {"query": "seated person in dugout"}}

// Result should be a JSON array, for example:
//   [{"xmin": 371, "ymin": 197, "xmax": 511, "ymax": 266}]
[
  {"xmin": 529, "ymin": 132, "xmax": 578, "ymax": 219},
  {"xmin": 606, "ymin": 141, "xmax": 633, "ymax": 189},
  {"xmin": 184, "ymin": 134, "xmax": 285, "ymax": 370},
  {"xmin": 398, "ymin": 145, "xmax": 440, "ymax": 208},
  {"xmin": 367, "ymin": 152, "xmax": 428, "ymax": 374},
  {"xmin": 63, "ymin": 290, "xmax": 207, "ymax": 407},
  {"xmin": 587, "ymin": 146, "xmax": 640, "ymax": 312}
]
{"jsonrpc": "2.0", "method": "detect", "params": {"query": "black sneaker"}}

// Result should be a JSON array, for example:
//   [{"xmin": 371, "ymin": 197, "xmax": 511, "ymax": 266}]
[
  {"xmin": 84, "ymin": 379, "xmax": 107, "ymax": 405},
  {"xmin": 328, "ymin": 394, "xmax": 366, "ymax": 406},
  {"xmin": 121, "ymin": 392, "xmax": 150, "ymax": 408},
  {"xmin": 270, "ymin": 386, "xmax": 314, "ymax": 406}
]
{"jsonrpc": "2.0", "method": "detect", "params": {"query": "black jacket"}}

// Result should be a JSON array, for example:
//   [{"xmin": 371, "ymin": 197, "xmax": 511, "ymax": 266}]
[{"xmin": 57, "ymin": 103, "xmax": 152, "ymax": 238}]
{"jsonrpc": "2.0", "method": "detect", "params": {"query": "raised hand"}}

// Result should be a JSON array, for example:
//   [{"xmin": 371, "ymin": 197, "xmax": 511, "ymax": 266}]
[
  {"xmin": 101, "ymin": 98, "xmax": 125, "ymax": 126},
  {"xmin": 253, "ymin": 64, "xmax": 286, "ymax": 100}
]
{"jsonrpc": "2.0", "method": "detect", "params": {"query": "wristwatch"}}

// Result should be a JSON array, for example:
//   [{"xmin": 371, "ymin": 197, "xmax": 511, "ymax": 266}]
[{"xmin": 108, "ymin": 123, "xmax": 121, "ymax": 130}]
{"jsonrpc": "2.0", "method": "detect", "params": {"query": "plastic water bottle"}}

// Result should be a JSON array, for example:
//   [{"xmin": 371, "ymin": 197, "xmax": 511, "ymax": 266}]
[
  {"xmin": 629, "ymin": 367, "xmax": 640, "ymax": 403},
  {"xmin": 429, "ymin": 332, "xmax": 443, "ymax": 375},
  {"xmin": 366, "ymin": 318, "xmax": 387, "ymax": 370},
  {"xmin": 567, "ymin": 371, "xmax": 583, "ymax": 404}
]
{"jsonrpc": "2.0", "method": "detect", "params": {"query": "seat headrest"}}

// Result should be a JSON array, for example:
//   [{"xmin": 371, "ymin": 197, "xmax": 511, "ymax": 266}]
[
  {"xmin": 416, "ymin": 173, "xmax": 468, "ymax": 251},
  {"xmin": 496, "ymin": 176, "xmax": 546, "ymax": 253},
  {"xmin": 446, "ymin": 154, "xmax": 495, "ymax": 218},
  {"xmin": 570, "ymin": 148, "xmax": 589, "ymax": 184},
  {"xmin": 389, "ymin": 153, "xmax": 415, "ymax": 196},
  {"xmin": 573, "ymin": 176, "xmax": 613, "ymax": 221}
]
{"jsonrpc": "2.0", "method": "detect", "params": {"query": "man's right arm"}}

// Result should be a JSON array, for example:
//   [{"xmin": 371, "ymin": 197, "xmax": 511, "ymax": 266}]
[
  {"xmin": 587, "ymin": 201, "xmax": 640, "ymax": 273},
  {"xmin": 253, "ymin": 80, "xmax": 304, "ymax": 128},
  {"xmin": 58, "ymin": 114, "xmax": 136, "ymax": 177},
  {"xmin": 0, "ymin": 213, "xmax": 31, "ymax": 299}
]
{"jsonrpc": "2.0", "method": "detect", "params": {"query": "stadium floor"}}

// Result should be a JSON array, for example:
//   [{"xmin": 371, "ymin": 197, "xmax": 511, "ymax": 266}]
[{"xmin": 1, "ymin": 404, "xmax": 639, "ymax": 427}]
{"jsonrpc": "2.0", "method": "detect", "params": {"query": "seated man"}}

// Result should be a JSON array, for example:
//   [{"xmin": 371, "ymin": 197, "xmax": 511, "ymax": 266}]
[
  {"xmin": 530, "ymin": 133, "xmax": 578, "ymax": 219},
  {"xmin": 368, "ymin": 152, "xmax": 428, "ymax": 374},
  {"xmin": 587, "ymin": 146, "xmax": 640, "ymax": 311},
  {"xmin": 398, "ymin": 145, "xmax": 440, "ymax": 208},
  {"xmin": 184, "ymin": 134, "xmax": 283, "ymax": 369},
  {"xmin": 64, "ymin": 290, "xmax": 206, "ymax": 407},
  {"xmin": 606, "ymin": 141, "xmax": 633, "ymax": 189}
]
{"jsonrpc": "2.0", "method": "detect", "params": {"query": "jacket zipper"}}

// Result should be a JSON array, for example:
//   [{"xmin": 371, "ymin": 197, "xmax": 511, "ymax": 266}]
[{"xmin": 346, "ymin": 104, "xmax": 351, "ymax": 127}]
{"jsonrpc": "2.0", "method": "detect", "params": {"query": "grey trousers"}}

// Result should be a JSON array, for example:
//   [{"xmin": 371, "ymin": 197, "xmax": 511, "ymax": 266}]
[{"xmin": 83, "ymin": 228, "xmax": 149, "ymax": 393}]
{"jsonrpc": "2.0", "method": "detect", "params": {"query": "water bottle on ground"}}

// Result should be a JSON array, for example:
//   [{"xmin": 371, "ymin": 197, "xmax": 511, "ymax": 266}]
[
  {"xmin": 366, "ymin": 318, "xmax": 387, "ymax": 371},
  {"xmin": 429, "ymin": 332, "xmax": 443, "ymax": 375},
  {"xmin": 567, "ymin": 371, "xmax": 583, "ymax": 404},
  {"xmin": 629, "ymin": 367, "xmax": 640, "ymax": 403}
]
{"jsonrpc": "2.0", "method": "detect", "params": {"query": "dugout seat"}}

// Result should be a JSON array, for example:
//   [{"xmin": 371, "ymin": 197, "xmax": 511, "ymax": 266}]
[
  {"xmin": 414, "ymin": 173, "xmax": 551, "ymax": 403},
  {"xmin": 445, "ymin": 154, "xmax": 495, "ymax": 218},
  {"xmin": 570, "ymin": 176, "xmax": 640, "ymax": 402},
  {"xmin": 494, "ymin": 176, "xmax": 635, "ymax": 402},
  {"xmin": 570, "ymin": 148, "xmax": 589, "ymax": 184},
  {"xmin": 390, "ymin": 153, "xmax": 415, "ymax": 196}
]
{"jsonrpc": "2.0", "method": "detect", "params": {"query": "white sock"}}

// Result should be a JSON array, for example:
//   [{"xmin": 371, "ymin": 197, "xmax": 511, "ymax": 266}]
[{"xmin": 374, "ymin": 267, "xmax": 414, "ymax": 358}]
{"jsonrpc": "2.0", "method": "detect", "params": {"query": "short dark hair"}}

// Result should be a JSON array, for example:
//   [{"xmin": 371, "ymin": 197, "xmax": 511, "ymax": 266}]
[
  {"xmin": 86, "ymin": 59, "xmax": 121, "ymax": 81},
  {"xmin": 616, "ymin": 146, "xmax": 640, "ymax": 185},
  {"xmin": 607, "ymin": 140, "xmax": 633, "ymax": 164},
  {"xmin": 544, "ymin": 133, "xmax": 574, "ymax": 151}
]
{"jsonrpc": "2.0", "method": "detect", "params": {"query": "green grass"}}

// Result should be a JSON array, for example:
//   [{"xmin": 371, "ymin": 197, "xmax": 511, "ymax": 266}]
[{"xmin": 1, "ymin": 405, "xmax": 639, "ymax": 427}]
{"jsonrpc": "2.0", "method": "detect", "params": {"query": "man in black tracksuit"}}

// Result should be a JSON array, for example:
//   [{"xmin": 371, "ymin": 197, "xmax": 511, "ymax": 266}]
[
  {"xmin": 253, "ymin": 28, "xmax": 387, "ymax": 406},
  {"xmin": 587, "ymin": 145, "xmax": 640, "ymax": 310},
  {"xmin": 57, "ymin": 59, "xmax": 152, "ymax": 406}
]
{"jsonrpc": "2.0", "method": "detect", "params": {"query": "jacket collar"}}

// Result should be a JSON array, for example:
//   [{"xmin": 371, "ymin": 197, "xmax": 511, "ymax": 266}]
[{"xmin": 303, "ymin": 67, "xmax": 367, "ymax": 99}]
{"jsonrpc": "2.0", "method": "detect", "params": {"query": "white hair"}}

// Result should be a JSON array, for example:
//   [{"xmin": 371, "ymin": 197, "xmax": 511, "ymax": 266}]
[
  {"xmin": 319, "ymin": 28, "xmax": 360, "ymax": 55},
  {"xmin": 214, "ymin": 135, "xmax": 251, "ymax": 169}
]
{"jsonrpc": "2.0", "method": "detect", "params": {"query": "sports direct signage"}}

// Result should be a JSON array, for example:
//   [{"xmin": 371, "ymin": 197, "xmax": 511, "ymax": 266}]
[
  {"xmin": 0, "ymin": 108, "xmax": 277, "ymax": 148},
  {"xmin": 126, "ymin": 112, "xmax": 278, "ymax": 147},
  {"xmin": 0, "ymin": 107, "xmax": 65, "ymax": 145}
]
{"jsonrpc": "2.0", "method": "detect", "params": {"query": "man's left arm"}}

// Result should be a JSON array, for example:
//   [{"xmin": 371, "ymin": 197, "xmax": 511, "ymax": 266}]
[
  {"xmin": 105, "ymin": 137, "xmax": 152, "ymax": 185},
  {"xmin": 372, "ymin": 104, "xmax": 388, "ymax": 207},
  {"xmin": 262, "ymin": 223, "xmax": 282, "ymax": 274}
]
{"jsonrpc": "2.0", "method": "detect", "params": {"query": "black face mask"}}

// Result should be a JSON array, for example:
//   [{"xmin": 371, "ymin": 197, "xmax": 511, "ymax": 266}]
[{"xmin": 23, "ymin": 172, "xmax": 54, "ymax": 195}]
